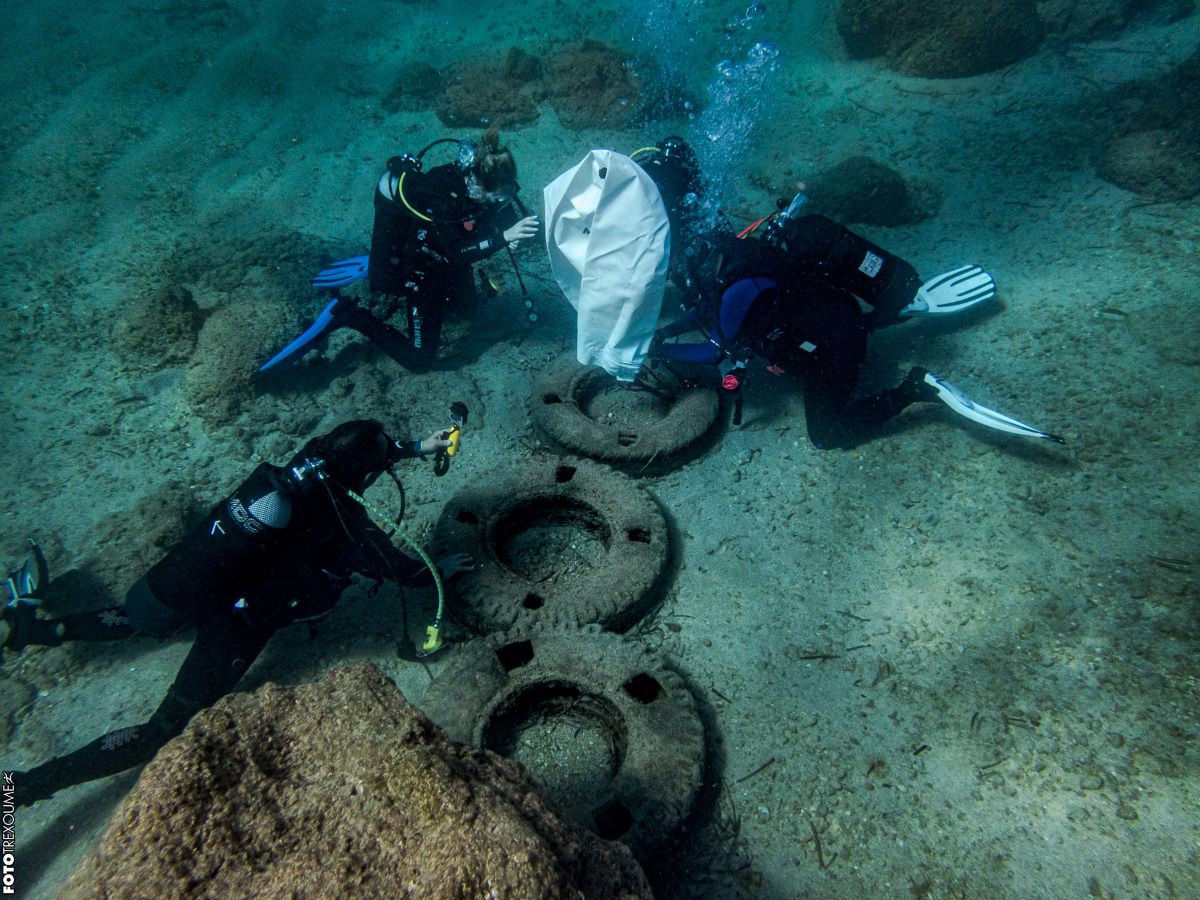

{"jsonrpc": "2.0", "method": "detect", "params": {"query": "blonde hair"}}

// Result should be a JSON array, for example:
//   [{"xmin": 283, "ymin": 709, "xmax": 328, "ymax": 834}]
[{"xmin": 474, "ymin": 126, "xmax": 517, "ymax": 193}]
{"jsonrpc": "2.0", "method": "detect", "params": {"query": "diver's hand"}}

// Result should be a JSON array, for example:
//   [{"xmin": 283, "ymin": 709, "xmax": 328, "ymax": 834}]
[
  {"xmin": 436, "ymin": 552, "xmax": 475, "ymax": 577},
  {"xmin": 503, "ymin": 216, "xmax": 539, "ymax": 249},
  {"xmin": 418, "ymin": 430, "xmax": 452, "ymax": 454}
]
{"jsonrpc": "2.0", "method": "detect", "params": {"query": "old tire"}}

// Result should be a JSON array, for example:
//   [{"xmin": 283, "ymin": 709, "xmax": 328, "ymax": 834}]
[
  {"xmin": 433, "ymin": 458, "xmax": 669, "ymax": 634},
  {"xmin": 531, "ymin": 361, "xmax": 720, "ymax": 466},
  {"xmin": 422, "ymin": 625, "xmax": 707, "ymax": 862}
]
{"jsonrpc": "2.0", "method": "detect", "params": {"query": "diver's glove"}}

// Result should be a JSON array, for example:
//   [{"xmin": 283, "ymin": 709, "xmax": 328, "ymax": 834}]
[
  {"xmin": 898, "ymin": 367, "xmax": 940, "ymax": 404},
  {"xmin": 902, "ymin": 266, "xmax": 996, "ymax": 317},
  {"xmin": 436, "ymin": 553, "xmax": 475, "ymax": 578}
]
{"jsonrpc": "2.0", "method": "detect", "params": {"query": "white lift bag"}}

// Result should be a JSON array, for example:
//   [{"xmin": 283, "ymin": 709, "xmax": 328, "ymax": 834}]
[{"xmin": 543, "ymin": 149, "xmax": 670, "ymax": 382}]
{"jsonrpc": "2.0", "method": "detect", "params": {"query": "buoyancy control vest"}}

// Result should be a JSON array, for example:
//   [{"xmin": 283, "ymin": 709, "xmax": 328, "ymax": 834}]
[{"xmin": 144, "ymin": 462, "xmax": 302, "ymax": 618}]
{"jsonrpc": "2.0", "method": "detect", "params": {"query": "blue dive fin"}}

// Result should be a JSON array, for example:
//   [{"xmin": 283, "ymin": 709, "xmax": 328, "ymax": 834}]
[
  {"xmin": 258, "ymin": 298, "xmax": 341, "ymax": 374},
  {"xmin": 312, "ymin": 255, "xmax": 369, "ymax": 290},
  {"xmin": 6, "ymin": 539, "xmax": 49, "ymax": 606}
]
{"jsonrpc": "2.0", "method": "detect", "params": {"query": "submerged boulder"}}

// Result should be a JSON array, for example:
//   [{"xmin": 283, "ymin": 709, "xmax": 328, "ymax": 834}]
[
  {"xmin": 436, "ymin": 50, "xmax": 544, "ymax": 129},
  {"xmin": 837, "ymin": 0, "xmax": 1043, "ymax": 77},
  {"xmin": 114, "ymin": 284, "xmax": 203, "ymax": 373},
  {"xmin": 1095, "ymin": 49, "xmax": 1200, "ymax": 199},
  {"xmin": 1036, "ymin": 0, "xmax": 1194, "ymax": 42},
  {"xmin": 62, "ymin": 663, "xmax": 651, "ymax": 899},
  {"xmin": 803, "ymin": 156, "xmax": 941, "ymax": 226},
  {"xmin": 544, "ymin": 40, "xmax": 643, "ymax": 129}
]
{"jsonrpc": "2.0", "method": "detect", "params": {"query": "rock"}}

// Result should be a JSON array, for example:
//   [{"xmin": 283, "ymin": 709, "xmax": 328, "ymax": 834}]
[
  {"xmin": 183, "ymin": 289, "xmax": 297, "ymax": 426},
  {"xmin": 114, "ymin": 284, "xmax": 203, "ymax": 373},
  {"xmin": 0, "ymin": 678, "xmax": 35, "ymax": 747},
  {"xmin": 803, "ymin": 156, "xmax": 940, "ymax": 225},
  {"xmin": 502, "ymin": 47, "xmax": 543, "ymax": 85},
  {"xmin": 61, "ymin": 663, "xmax": 651, "ymax": 900},
  {"xmin": 381, "ymin": 62, "xmax": 444, "ymax": 113},
  {"xmin": 1036, "ymin": 0, "xmax": 1194, "ymax": 41},
  {"xmin": 544, "ymin": 40, "xmax": 642, "ymax": 129},
  {"xmin": 837, "ymin": 0, "xmax": 1043, "ymax": 78},
  {"xmin": 1094, "ymin": 50, "xmax": 1200, "ymax": 199},
  {"xmin": 1097, "ymin": 129, "xmax": 1200, "ymax": 200},
  {"xmin": 436, "ymin": 57, "xmax": 543, "ymax": 129}
]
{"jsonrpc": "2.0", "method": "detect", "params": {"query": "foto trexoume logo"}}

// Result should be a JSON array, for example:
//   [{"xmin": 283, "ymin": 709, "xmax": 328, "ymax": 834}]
[{"xmin": 1, "ymin": 772, "xmax": 14, "ymax": 895}]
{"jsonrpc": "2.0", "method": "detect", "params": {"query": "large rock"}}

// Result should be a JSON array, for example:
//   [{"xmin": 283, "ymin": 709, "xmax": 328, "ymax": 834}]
[
  {"xmin": 62, "ymin": 663, "xmax": 651, "ymax": 900},
  {"xmin": 803, "ymin": 156, "xmax": 940, "ymax": 226},
  {"xmin": 837, "ymin": 0, "xmax": 1043, "ymax": 77},
  {"xmin": 1037, "ymin": 0, "xmax": 1194, "ymax": 41},
  {"xmin": 544, "ymin": 40, "xmax": 644, "ymax": 129},
  {"xmin": 1096, "ymin": 49, "xmax": 1200, "ymax": 199},
  {"xmin": 114, "ymin": 284, "xmax": 203, "ymax": 373}
]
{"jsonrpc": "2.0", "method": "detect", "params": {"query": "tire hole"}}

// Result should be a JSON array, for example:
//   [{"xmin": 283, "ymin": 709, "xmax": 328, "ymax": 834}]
[
  {"xmin": 627, "ymin": 527, "xmax": 651, "ymax": 544},
  {"xmin": 555, "ymin": 465, "xmax": 577, "ymax": 483},
  {"xmin": 593, "ymin": 798, "xmax": 634, "ymax": 840},
  {"xmin": 495, "ymin": 639, "xmax": 535, "ymax": 672},
  {"xmin": 483, "ymin": 684, "xmax": 627, "ymax": 829},
  {"xmin": 617, "ymin": 431, "xmax": 638, "ymax": 447},
  {"xmin": 522, "ymin": 593, "xmax": 544, "ymax": 610},
  {"xmin": 456, "ymin": 510, "xmax": 479, "ymax": 525},
  {"xmin": 622, "ymin": 672, "xmax": 663, "ymax": 704},
  {"xmin": 542, "ymin": 393, "xmax": 563, "ymax": 405},
  {"xmin": 495, "ymin": 499, "xmax": 611, "ymax": 582}
]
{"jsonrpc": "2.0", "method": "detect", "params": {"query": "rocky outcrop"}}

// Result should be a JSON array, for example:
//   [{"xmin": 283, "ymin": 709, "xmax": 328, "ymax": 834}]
[
  {"xmin": 837, "ymin": 0, "xmax": 1043, "ymax": 77},
  {"xmin": 62, "ymin": 663, "xmax": 651, "ymax": 900},
  {"xmin": 1095, "ymin": 49, "xmax": 1200, "ymax": 199},
  {"xmin": 802, "ymin": 156, "xmax": 941, "ymax": 226}
]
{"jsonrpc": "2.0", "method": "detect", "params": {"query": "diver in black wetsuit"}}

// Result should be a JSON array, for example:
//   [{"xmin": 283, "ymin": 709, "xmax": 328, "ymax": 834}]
[
  {"xmin": 644, "ymin": 159, "xmax": 999, "ymax": 448},
  {"xmin": 330, "ymin": 126, "xmax": 540, "ymax": 369},
  {"xmin": 1, "ymin": 419, "xmax": 467, "ymax": 806}
]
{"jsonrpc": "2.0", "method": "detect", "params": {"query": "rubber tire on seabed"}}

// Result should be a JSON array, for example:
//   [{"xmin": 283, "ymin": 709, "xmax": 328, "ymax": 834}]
[
  {"xmin": 530, "ymin": 360, "xmax": 720, "ymax": 466},
  {"xmin": 422, "ymin": 624, "xmax": 707, "ymax": 863},
  {"xmin": 433, "ymin": 457, "xmax": 669, "ymax": 634}
]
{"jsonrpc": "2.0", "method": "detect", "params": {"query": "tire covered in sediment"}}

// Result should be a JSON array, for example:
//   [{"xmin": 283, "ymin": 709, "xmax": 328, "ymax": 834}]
[
  {"xmin": 422, "ymin": 624, "xmax": 706, "ymax": 862},
  {"xmin": 433, "ymin": 457, "xmax": 669, "ymax": 634},
  {"xmin": 530, "ymin": 361, "xmax": 720, "ymax": 465}
]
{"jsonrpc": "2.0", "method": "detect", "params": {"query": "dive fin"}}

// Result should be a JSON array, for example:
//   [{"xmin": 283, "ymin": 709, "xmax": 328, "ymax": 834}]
[
  {"xmin": 905, "ymin": 265, "xmax": 996, "ymax": 317},
  {"xmin": 6, "ymin": 539, "xmax": 49, "ymax": 606},
  {"xmin": 258, "ymin": 298, "xmax": 341, "ymax": 374},
  {"xmin": 924, "ymin": 372, "xmax": 1064, "ymax": 443},
  {"xmin": 312, "ymin": 255, "xmax": 369, "ymax": 290}
]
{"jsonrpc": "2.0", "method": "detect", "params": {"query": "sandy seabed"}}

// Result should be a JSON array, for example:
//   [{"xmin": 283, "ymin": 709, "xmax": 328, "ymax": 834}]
[{"xmin": 1, "ymin": 1, "xmax": 1197, "ymax": 897}]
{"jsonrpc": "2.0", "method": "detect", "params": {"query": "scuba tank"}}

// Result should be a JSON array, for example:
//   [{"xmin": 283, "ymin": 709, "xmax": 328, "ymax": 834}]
[{"xmin": 143, "ymin": 457, "xmax": 326, "ymax": 614}]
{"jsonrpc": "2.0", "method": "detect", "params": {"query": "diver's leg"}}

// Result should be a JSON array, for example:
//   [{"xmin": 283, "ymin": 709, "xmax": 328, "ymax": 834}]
[
  {"xmin": 805, "ymin": 370, "xmax": 934, "ymax": 450},
  {"xmin": 405, "ymin": 291, "xmax": 446, "ymax": 369},
  {"xmin": 12, "ymin": 615, "xmax": 270, "ymax": 806},
  {"xmin": 331, "ymin": 295, "xmax": 427, "ymax": 369}
]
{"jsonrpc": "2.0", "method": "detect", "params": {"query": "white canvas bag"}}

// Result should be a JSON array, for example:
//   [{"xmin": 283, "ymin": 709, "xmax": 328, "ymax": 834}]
[{"xmin": 543, "ymin": 149, "xmax": 670, "ymax": 382}]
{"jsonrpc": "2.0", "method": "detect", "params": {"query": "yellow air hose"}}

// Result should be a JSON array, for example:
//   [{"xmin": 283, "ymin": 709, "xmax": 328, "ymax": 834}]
[{"xmin": 344, "ymin": 486, "xmax": 445, "ymax": 656}]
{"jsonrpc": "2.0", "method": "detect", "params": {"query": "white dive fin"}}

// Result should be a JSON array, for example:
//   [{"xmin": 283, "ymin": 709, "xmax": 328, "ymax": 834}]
[
  {"xmin": 905, "ymin": 265, "xmax": 996, "ymax": 317},
  {"xmin": 925, "ymin": 372, "xmax": 1064, "ymax": 443}
]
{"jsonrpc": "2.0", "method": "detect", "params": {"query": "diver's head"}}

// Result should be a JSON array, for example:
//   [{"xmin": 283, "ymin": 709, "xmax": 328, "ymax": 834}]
[
  {"xmin": 464, "ymin": 125, "xmax": 519, "ymax": 204},
  {"xmin": 292, "ymin": 419, "xmax": 393, "ymax": 493}
]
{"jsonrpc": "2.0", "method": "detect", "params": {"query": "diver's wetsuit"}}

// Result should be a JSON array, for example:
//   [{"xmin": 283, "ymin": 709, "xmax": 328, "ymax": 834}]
[
  {"xmin": 656, "ymin": 215, "xmax": 929, "ymax": 449},
  {"xmin": 333, "ymin": 162, "xmax": 520, "ymax": 370},
  {"xmin": 10, "ymin": 438, "xmax": 430, "ymax": 806}
]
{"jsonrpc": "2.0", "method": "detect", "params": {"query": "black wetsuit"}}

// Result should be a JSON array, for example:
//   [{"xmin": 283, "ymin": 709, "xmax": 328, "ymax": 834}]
[
  {"xmin": 334, "ymin": 161, "xmax": 519, "ymax": 369},
  {"xmin": 656, "ymin": 215, "xmax": 929, "ymax": 449},
  {"xmin": 11, "ymin": 449, "xmax": 429, "ymax": 806}
]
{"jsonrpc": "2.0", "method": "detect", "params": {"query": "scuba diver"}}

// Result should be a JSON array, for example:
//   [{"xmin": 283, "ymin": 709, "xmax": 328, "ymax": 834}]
[
  {"xmin": 259, "ymin": 127, "xmax": 540, "ymax": 375},
  {"xmin": 630, "ymin": 136, "xmax": 706, "ymax": 280},
  {"xmin": 1, "ymin": 418, "xmax": 471, "ymax": 807},
  {"xmin": 649, "ymin": 180, "xmax": 1063, "ymax": 448}
]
